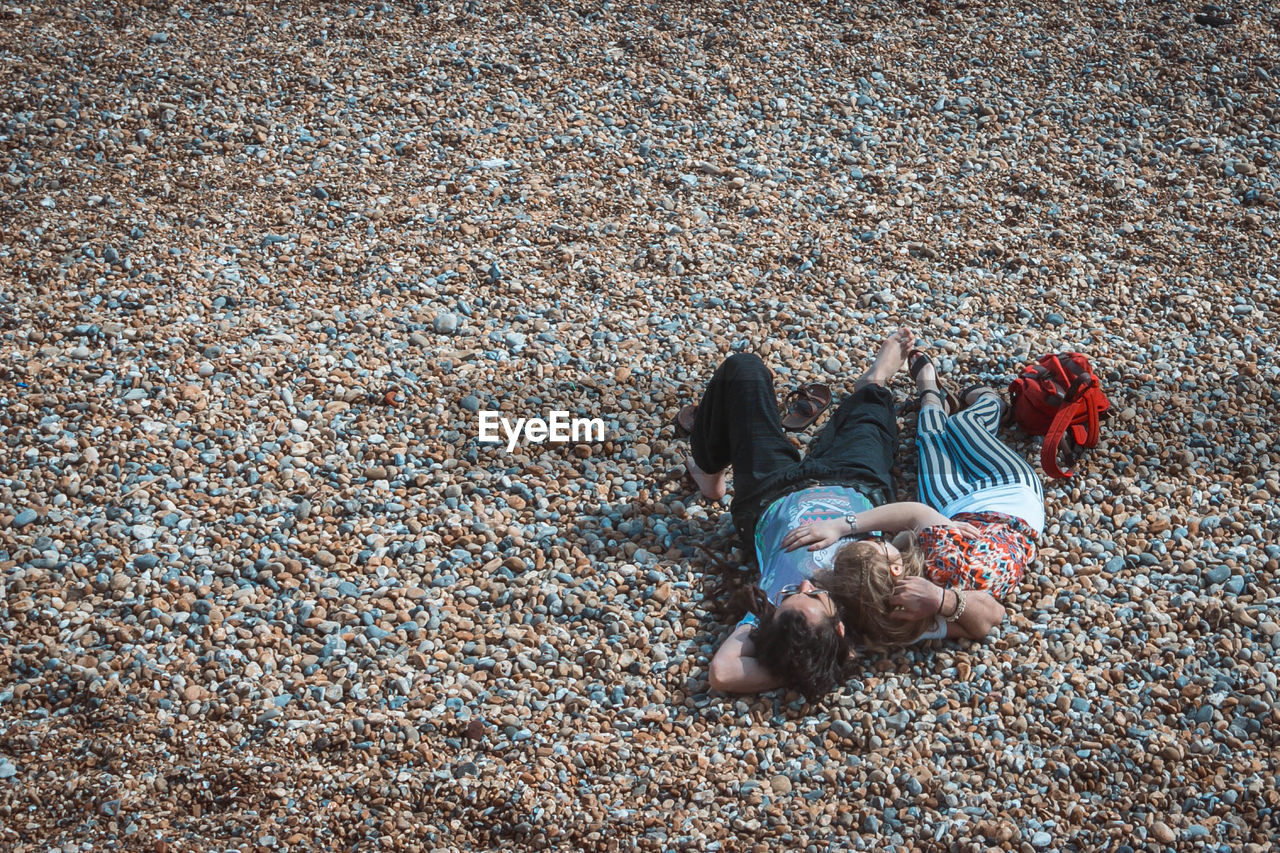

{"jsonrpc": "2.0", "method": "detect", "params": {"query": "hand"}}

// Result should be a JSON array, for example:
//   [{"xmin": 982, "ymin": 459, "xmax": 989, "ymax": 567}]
[
  {"xmin": 937, "ymin": 519, "xmax": 981, "ymax": 539},
  {"xmin": 781, "ymin": 520, "xmax": 847, "ymax": 552},
  {"xmin": 889, "ymin": 577, "xmax": 945, "ymax": 621}
]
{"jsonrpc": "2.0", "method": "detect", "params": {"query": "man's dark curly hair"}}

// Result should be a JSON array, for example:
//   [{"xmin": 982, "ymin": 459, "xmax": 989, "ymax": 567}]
[
  {"xmin": 697, "ymin": 541, "xmax": 853, "ymax": 701},
  {"xmin": 750, "ymin": 606, "xmax": 852, "ymax": 701}
]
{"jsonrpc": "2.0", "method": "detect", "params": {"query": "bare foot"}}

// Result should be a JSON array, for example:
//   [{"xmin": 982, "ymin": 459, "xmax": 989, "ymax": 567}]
[
  {"xmin": 685, "ymin": 455, "xmax": 727, "ymax": 501},
  {"xmin": 853, "ymin": 328, "xmax": 914, "ymax": 390}
]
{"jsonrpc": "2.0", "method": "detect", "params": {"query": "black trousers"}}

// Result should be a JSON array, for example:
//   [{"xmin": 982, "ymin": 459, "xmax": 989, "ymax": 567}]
[{"xmin": 690, "ymin": 352, "xmax": 899, "ymax": 552}]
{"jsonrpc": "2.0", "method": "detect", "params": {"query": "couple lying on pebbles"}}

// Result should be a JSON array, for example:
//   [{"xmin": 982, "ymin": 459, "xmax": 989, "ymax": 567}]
[{"xmin": 679, "ymin": 330, "xmax": 1044, "ymax": 700}]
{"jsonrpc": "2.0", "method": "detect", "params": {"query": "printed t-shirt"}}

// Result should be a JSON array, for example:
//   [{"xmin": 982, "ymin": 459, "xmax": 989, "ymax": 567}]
[
  {"xmin": 736, "ymin": 484, "xmax": 874, "ymax": 630},
  {"xmin": 909, "ymin": 510, "xmax": 1040, "ymax": 643}
]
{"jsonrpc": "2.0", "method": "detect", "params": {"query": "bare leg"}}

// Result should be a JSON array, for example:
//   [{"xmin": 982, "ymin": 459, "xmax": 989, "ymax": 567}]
[
  {"xmin": 685, "ymin": 455, "xmax": 727, "ymax": 500},
  {"xmin": 852, "ymin": 329, "xmax": 914, "ymax": 391}
]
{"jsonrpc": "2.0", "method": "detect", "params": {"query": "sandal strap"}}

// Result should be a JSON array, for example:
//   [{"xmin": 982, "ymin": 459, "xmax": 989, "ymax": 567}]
[
  {"xmin": 907, "ymin": 350, "xmax": 932, "ymax": 381},
  {"xmin": 793, "ymin": 397, "xmax": 820, "ymax": 417},
  {"xmin": 919, "ymin": 388, "xmax": 947, "ymax": 405}
]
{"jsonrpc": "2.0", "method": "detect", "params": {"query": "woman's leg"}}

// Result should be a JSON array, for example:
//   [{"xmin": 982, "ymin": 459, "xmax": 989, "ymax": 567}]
[
  {"xmin": 688, "ymin": 352, "xmax": 801, "ymax": 501},
  {"xmin": 915, "ymin": 402, "xmax": 973, "ymax": 510},
  {"xmin": 946, "ymin": 395, "xmax": 1043, "ymax": 499},
  {"xmin": 908, "ymin": 349, "xmax": 973, "ymax": 509}
]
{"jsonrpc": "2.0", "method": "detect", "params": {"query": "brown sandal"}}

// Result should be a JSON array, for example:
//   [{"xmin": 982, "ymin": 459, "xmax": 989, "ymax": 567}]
[
  {"xmin": 908, "ymin": 350, "xmax": 959, "ymax": 414},
  {"xmin": 781, "ymin": 382, "xmax": 831, "ymax": 431}
]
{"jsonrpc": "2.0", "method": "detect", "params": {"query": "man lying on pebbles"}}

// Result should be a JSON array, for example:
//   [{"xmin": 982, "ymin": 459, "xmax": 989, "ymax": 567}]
[{"xmin": 677, "ymin": 330, "xmax": 923, "ymax": 697}]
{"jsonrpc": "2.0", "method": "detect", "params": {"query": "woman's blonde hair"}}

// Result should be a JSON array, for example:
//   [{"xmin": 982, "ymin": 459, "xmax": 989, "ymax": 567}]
[{"xmin": 814, "ymin": 530, "xmax": 933, "ymax": 646}]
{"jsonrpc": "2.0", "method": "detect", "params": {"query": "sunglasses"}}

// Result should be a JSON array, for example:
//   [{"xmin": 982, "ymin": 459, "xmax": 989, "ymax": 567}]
[{"xmin": 778, "ymin": 584, "xmax": 831, "ymax": 602}]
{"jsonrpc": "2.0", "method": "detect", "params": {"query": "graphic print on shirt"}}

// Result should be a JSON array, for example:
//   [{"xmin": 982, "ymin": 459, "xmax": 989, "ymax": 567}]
[
  {"xmin": 786, "ymin": 492, "xmax": 864, "ymax": 573},
  {"xmin": 752, "ymin": 485, "xmax": 875, "ymax": 603}
]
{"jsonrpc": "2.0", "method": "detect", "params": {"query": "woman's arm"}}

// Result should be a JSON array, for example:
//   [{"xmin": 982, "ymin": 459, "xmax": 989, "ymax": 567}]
[
  {"xmin": 708, "ymin": 622, "xmax": 785, "ymax": 693},
  {"xmin": 941, "ymin": 588, "xmax": 1006, "ymax": 640},
  {"xmin": 854, "ymin": 501, "xmax": 951, "ymax": 534},
  {"xmin": 891, "ymin": 578, "xmax": 1006, "ymax": 640},
  {"xmin": 782, "ymin": 501, "xmax": 976, "ymax": 552}
]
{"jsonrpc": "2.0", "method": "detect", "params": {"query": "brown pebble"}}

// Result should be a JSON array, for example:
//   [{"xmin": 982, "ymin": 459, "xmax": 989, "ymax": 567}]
[{"xmin": 465, "ymin": 719, "xmax": 485, "ymax": 741}]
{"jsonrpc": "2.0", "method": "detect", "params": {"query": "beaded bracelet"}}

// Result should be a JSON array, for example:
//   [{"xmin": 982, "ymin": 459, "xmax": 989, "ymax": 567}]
[{"xmin": 946, "ymin": 588, "xmax": 968, "ymax": 623}]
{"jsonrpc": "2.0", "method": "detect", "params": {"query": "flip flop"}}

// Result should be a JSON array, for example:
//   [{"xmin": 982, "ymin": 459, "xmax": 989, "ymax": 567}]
[
  {"xmin": 672, "ymin": 404, "xmax": 698, "ymax": 437},
  {"xmin": 908, "ymin": 350, "xmax": 959, "ymax": 414},
  {"xmin": 781, "ymin": 382, "xmax": 831, "ymax": 431}
]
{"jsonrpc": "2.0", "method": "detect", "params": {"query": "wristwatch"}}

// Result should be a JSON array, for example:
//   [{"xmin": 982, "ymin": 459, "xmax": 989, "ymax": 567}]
[{"xmin": 843, "ymin": 513, "xmax": 858, "ymax": 536}]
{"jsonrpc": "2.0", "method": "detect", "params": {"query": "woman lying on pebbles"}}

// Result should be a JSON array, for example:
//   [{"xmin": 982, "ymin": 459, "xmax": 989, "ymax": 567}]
[
  {"xmin": 681, "ymin": 330, "xmax": 978, "ymax": 699},
  {"xmin": 782, "ymin": 350, "xmax": 1044, "ymax": 648}
]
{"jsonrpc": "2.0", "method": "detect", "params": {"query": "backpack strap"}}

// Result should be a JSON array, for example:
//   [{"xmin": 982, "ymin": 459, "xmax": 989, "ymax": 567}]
[
  {"xmin": 1041, "ymin": 396, "xmax": 1086, "ymax": 478},
  {"xmin": 1076, "ymin": 384, "xmax": 1104, "ymax": 448},
  {"xmin": 1043, "ymin": 355, "xmax": 1075, "ymax": 389},
  {"xmin": 1042, "ymin": 383, "xmax": 1106, "ymax": 477}
]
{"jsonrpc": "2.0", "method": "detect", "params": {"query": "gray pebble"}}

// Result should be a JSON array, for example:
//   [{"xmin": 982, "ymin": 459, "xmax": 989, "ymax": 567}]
[
  {"xmin": 133, "ymin": 554, "xmax": 161, "ymax": 570},
  {"xmin": 433, "ymin": 313, "xmax": 459, "ymax": 335},
  {"xmin": 830, "ymin": 720, "xmax": 855, "ymax": 738},
  {"xmin": 1204, "ymin": 566, "xmax": 1231, "ymax": 586}
]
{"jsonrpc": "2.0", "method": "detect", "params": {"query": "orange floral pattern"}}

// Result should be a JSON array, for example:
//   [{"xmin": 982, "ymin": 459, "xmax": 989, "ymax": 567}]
[{"xmin": 919, "ymin": 512, "xmax": 1037, "ymax": 598}]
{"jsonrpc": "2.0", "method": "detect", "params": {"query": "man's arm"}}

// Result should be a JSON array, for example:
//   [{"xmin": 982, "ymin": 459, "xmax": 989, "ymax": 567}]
[{"xmin": 708, "ymin": 622, "xmax": 785, "ymax": 693}]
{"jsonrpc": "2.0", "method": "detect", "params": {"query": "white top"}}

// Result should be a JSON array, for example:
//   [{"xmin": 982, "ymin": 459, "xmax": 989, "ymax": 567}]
[
  {"xmin": 941, "ymin": 482, "xmax": 1045, "ymax": 535},
  {"xmin": 914, "ymin": 615, "xmax": 949, "ymax": 643}
]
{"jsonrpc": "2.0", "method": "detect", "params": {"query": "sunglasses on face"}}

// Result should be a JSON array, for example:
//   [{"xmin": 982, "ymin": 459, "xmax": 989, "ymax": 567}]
[{"xmin": 778, "ymin": 584, "xmax": 831, "ymax": 602}]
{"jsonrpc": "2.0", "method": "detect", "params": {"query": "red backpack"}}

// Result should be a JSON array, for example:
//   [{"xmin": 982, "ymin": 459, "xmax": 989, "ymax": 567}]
[{"xmin": 1008, "ymin": 352, "xmax": 1110, "ymax": 479}]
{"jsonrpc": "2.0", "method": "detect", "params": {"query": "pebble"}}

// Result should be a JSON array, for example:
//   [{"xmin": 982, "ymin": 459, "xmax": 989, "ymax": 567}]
[
  {"xmin": 1204, "ymin": 566, "xmax": 1232, "ymax": 586},
  {"xmin": 0, "ymin": 3, "xmax": 1275, "ymax": 850}
]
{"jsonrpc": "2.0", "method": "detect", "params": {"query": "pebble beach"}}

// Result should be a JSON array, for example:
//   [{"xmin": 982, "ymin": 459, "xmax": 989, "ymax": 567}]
[{"xmin": 1, "ymin": 0, "xmax": 1278, "ymax": 849}]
